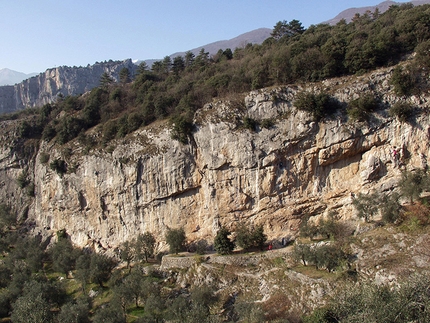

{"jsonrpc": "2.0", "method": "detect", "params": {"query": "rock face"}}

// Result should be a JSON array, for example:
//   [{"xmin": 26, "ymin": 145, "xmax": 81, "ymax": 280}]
[
  {"xmin": 0, "ymin": 59, "xmax": 138, "ymax": 114},
  {"xmin": 0, "ymin": 65, "xmax": 429, "ymax": 253}
]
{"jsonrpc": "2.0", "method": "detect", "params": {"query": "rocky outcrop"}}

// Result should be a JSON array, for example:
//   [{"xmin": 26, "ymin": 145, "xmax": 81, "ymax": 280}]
[
  {"xmin": 0, "ymin": 65, "xmax": 429, "ymax": 253},
  {"xmin": 0, "ymin": 59, "xmax": 138, "ymax": 114}
]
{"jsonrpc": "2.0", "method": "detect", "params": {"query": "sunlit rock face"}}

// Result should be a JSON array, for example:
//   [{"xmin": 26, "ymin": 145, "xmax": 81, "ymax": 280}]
[{"xmin": 0, "ymin": 66, "xmax": 429, "ymax": 252}]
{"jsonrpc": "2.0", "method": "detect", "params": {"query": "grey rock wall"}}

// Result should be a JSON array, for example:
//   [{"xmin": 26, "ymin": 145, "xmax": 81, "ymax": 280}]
[{"xmin": 0, "ymin": 59, "xmax": 138, "ymax": 114}]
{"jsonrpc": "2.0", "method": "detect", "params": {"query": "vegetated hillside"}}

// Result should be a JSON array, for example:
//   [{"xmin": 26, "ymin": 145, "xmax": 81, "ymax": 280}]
[
  {"xmin": 167, "ymin": 27, "xmax": 272, "ymax": 60},
  {"xmin": 0, "ymin": 3, "xmax": 429, "ymax": 322},
  {"xmin": 5, "ymin": 3, "xmax": 428, "ymax": 146},
  {"xmin": 324, "ymin": 0, "xmax": 430, "ymax": 24}
]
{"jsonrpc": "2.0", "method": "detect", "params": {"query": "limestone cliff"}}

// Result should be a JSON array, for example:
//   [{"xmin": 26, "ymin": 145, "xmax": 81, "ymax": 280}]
[
  {"xmin": 0, "ymin": 59, "xmax": 138, "ymax": 114},
  {"xmin": 0, "ymin": 65, "xmax": 429, "ymax": 252}
]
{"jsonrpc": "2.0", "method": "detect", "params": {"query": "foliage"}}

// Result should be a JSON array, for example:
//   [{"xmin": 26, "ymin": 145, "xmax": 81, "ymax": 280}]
[
  {"xmin": 235, "ymin": 222, "xmax": 267, "ymax": 251},
  {"xmin": 0, "ymin": 204, "xmax": 15, "ymax": 231},
  {"xmin": 352, "ymin": 191, "xmax": 380, "ymax": 222},
  {"xmin": 294, "ymin": 91, "xmax": 340, "ymax": 121},
  {"xmin": 16, "ymin": 170, "xmax": 29, "ymax": 188},
  {"xmin": 389, "ymin": 101, "xmax": 414, "ymax": 122},
  {"xmin": 50, "ymin": 158, "xmax": 67, "ymax": 176},
  {"xmin": 100, "ymin": 72, "xmax": 115, "ymax": 88},
  {"xmin": 92, "ymin": 300, "xmax": 126, "ymax": 323},
  {"xmin": 415, "ymin": 39, "xmax": 430, "ymax": 70},
  {"xmin": 113, "ymin": 270, "xmax": 147, "ymax": 309},
  {"xmin": 135, "ymin": 232, "xmax": 156, "ymax": 262},
  {"xmin": 11, "ymin": 278, "xmax": 67, "ymax": 323},
  {"xmin": 234, "ymin": 300, "xmax": 265, "ymax": 323},
  {"xmin": 119, "ymin": 68, "xmax": 131, "ymax": 85},
  {"xmin": 89, "ymin": 253, "xmax": 117, "ymax": 287},
  {"xmin": 347, "ymin": 94, "xmax": 380, "ymax": 122},
  {"xmin": 304, "ymin": 275, "xmax": 430, "ymax": 322},
  {"xmin": 300, "ymin": 213, "xmax": 348, "ymax": 240},
  {"xmin": 11, "ymin": 293, "xmax": 53, "ymax": 323},
  {"xmin": 379, "ymin": 192, "xmax": 402, "ymax": 223},
  {"xmin": 271, "ymin": 19, "xmax": 305, "ymax": 40},
  {"xmin": 119, "ymin": 240, "xmax": 134, "ymax": 270},
  {"xmin": 291, "ymin": 243, "xmax": 312, "ymax": 266},
  {"xmin": 214, "ymin": 226, "xmax": 235, "ymax": 255},
  {"xmin": 39, "ymin": 152, "xmax": 50, "ymax": 164},
  {"xmin": 12, "ymin": 236, "xmax": 46, "ymax": 272},
  {"xmin": 313, "ymin": 243, "xmax": 346, "ymax": 272},
  {"xmin": 75, "ymin": 253, "xmax": 91, "ymax": 292},
  {"xmin": 165, "ymin": 227, "xmax": 186, "ymax": 254},
  {"xmin": 399, "ymin": 169, "xmax": 430, "ymax": 204},
  {"xmin": 57, "ymin": 297, "xmax": 91, "ymax": 323},
  {"xmin": 193, "ymin": 239, "xmax": 209, "ymax": 255},
  {"xmin": 141, "ymin": 293, "xmax": 166, "ymax": 322},
  {"xmin": 390, "ymin": 65, "xmax": 420, "ymax": 96},
  {"xmin": 292, "ymin": 242, "xmax": 346, "ymax": 272},
  {"xmin": 260, "ymin": 118, "xmax": 275, "ymax": 129},
  {"xmin": 243, "ymin": 116, "xmax": 258, "ymax": 131},
  {"xmin": 49, "ymin": 237, "xmax": 79, "ymax": 274},
  {"xmin": 170, "ymin": 114, "xmax": 194, "ymax": 144}
]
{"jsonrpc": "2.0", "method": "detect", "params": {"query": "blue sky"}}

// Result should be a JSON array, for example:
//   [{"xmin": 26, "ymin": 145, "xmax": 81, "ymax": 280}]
[{"xmin": 1, "ymin": 0, "xmax": 402, "ymax": 74}]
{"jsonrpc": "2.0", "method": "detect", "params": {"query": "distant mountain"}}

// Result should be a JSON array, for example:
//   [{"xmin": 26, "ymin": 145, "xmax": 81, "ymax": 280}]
[
  {"xmin": 0, "ymin": 68, "xmax": 37, "ymax": 86},
  {"xmin": 138, "ymin": 28, "xmax": 272, "ymax": 67},
  {"xmin": 324, "ymin": 0, "xmax": 430, "ymax": 25},
  {"xmin": 169, "ymin": 28, "xmax": 272, "ymax": 58}
]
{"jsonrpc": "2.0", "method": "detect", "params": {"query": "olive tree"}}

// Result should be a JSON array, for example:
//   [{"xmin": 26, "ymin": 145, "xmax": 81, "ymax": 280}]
[{"xmin": 165, "ymin": 227, "xmax": 186, "ymax": 254}]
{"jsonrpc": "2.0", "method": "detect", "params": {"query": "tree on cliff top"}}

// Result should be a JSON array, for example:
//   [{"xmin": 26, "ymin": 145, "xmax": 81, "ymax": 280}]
[{"xmin": 271, "ymin": 19, "xmax": 305, "ymax": 40}]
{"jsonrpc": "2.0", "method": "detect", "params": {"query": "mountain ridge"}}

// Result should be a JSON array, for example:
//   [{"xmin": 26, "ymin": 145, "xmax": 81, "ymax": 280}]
[
  {"xmin": 0, "ymin": 68, "xmax": 37, "ymax": 86},
  {"xmin": 324, "ymin": 0, "xmax": 430, "ymax": 24}
]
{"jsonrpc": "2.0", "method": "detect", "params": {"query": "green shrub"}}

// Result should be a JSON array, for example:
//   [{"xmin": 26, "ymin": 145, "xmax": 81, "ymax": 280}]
[
  {"xmin": 260, "ymin": 118, "xmax": 275, "ymax": 129},
  {"xmin": 415, "ymin": 40, "xmax": 430, "ymax": 70},
  {"xmin": 39, "ymin": 152, "xmax": 50, "ymax": 164},
  {"xmin": 194, "ymin": 240, "xmax": 209, "ymax": 255},
  {"xmin": 304, "ymin": 275, "xmax": 430, "ymax": 322},
  {"xmin": 56, "ymin": 116, "xmax": 84, "ymax": 144},
  {"xmin": 109, "ymin": 88, "xmax": 123, "ymax": 102},
  {"xmin": 50, "ymin": 159, "xmax": 67, "ymax": 177},
  {"xmin": 243, "ymin": 116, "xmax": 258, "ymax": 131},
  {"xmin": 102, "ymin": 119, "xmax": 118, "ymax": 142},
  {"xmin": 347, "ymin": 94, "xmax": 380, "ymax": 122},
  {"xmin": 292, "ymin": 242, "xmax": 346, "ymax": 272},
  {"xmin": 352, "ymin": 192, "xmax": 380, "ymax": 222},
  {"xmin": 313, "ymin": 243, "xmax": 346, "ymax": 272},
  {"xmin": 16, "ymin": 170, "xmax": 29, "ymax": 188},
  {"xmin": 235, "ymin": 222, "xmax": 267, "ymax": 251},
  {"xmin": 389, "ymin": 101, "xmax": 413, "ymax": 122},
  {"xmin": 299, "ymin": 215, "xmax": 319, "ymax": 239},
  {"xmin": 291, "ymin": 243, "xmax": 312, "ymax": 266},
  {"xmin": 390, "ymin": 66, "xmax": 420, "ymax": 97},
  {"xmin": 214, "ymin": 226, "xmax": 235, "ymax": 255},
  {"xmin": 170, "ymin": 115, "xmax": 193, "ymax": 144},
  {"xmin": 41, "ymin": 124, "xmax": 56, "ymax": 142},
  {"xmin": 294, "ymin": 91, "xmax": 340, "ymax": 121},
  {"xmin": 380, "ymin": 192, "xmax": 402, "ymax": 224},
  {"xmin": 399, "ymin": 169, "xmax": 430, "ymax": 204},
  {"xmin": 165, "ymin": 227, "xmax": 186, "ymax": 254}
]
